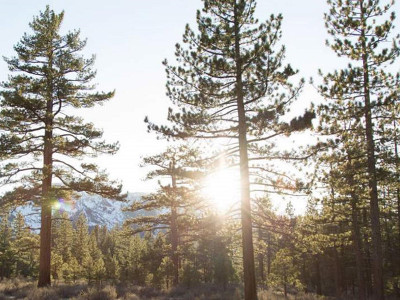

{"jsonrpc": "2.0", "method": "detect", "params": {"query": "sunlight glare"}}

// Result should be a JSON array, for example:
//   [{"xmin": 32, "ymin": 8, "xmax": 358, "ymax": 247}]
[{"xmin": 202, "ymin": 168, "xmax": 240, "ymax": 213}]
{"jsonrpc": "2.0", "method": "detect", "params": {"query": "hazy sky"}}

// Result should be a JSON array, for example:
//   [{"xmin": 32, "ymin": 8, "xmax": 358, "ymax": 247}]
[{"xmin": 1, "ymin": 1, "xmax": 399, "ymax": 201}]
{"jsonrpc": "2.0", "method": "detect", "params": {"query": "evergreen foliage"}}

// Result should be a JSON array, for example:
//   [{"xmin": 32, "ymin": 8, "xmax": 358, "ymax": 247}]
[
  {"xmin": 145, "ymin": 1, "xmax": 314, "ymax": 298},
  {"xmin": 0, "ymin": 6, "xmax": 123, "ymax": 287},
  {"xmin": 316, "ymin": 0, "xmax": 400, "ymax": 298},
  {"xmin": 0, "ymin": 1, "xmax": 399, "ymax": 299},
  {"xmin": 125, "ymin": 145, "xmax": 205, "ymax": 286}
]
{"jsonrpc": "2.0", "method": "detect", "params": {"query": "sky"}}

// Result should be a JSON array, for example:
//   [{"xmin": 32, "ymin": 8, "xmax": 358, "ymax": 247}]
[{"xmin": 0, "ymin": 1, "xmax": 399, "ymax": 212}]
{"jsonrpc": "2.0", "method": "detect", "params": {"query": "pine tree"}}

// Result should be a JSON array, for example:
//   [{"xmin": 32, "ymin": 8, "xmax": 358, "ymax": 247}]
[
  {"xmin": 144, "ymin": 234, "xmax": 167, "ymax": 288},
  {"xmin": 126, "ymin": 145, "xmax": 203, "ymax": 286},
  {"xmin": 51, "ymin": 252, "xmax": 63, "ymax": 281},
  {"xmin": 104, "ymin": 254, "xmax": 119, "ymax": 282},
  {"xmin": 145, "ymin": 1, "xmax": 313, "ymax": 298},
  {"xmin": 159, "ymin": 256, "xmax": 174, "ymax": 289},
  {"xmin": 115, "ymin": 226, "xmax": 147, "ymax": 283},
  {"xmin": 12, "ymin": 212, "xmax": 38, "ymax": 277},
  {"xmin": 320, "ymin": 1, "xmax": 399, "ymax": 298},
  {"xmin": 213, "ymin": 237, "xmax": 235, "ymax": 289},
  {"xmin": 195, "ymin": 211, "xmax": 236, "ymax": 286},
  {"xmin": 82, "ymin": 255, "xmax": 95, "ymax": 283},
  {"xmin": 271, "ymin": 248, "xmax": 300, "ymax": 298},
  {"xmin": 252, "ymin": 196, "xmax": 277, "ymax": 287},
  {"xmin": 88, "ymin": 230, "xmax": 105, "ymax": 283},
  {"xmin": 52, "ymin": 211, "xmax": 73, "ymax": 263},
  {"xmin": 312, "ymin": 147, "xmax": 368, "ymax": 298},
  {"xmin": 0, "ymin": 213, "xmax": 15, "ymax": 279},
  {"xmin": 62, "ymin": 256, "xmax": 80, "ymax": 283},
  {"xmin": 72, "ymin": 214, "xmax": 90, "ymax": 266},
  {"xmin": 0, "ymin": 6, "xmax": 122, "ymax": 287}
]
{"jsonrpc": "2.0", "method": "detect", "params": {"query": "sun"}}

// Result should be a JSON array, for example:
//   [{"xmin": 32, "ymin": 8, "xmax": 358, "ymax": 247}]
[{"xmin": 202, "ymin": 168, "xmax": 241, "ymax": 213}]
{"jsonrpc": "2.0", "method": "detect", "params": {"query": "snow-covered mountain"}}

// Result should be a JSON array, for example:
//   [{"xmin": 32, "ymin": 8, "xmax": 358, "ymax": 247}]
[{"xmin": 11, "ymin": 192, "xmax": 144, "ymax": 230}]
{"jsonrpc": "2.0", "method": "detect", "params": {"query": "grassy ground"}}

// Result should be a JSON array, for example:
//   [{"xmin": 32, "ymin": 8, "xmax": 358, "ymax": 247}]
[{"xmin": 0, "ymin": 278, "xmax": 330, "ymax": 300}]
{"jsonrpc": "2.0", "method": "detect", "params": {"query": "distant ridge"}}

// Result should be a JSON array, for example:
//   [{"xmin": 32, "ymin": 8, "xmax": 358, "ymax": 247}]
[{"xmin": 10, "ymin": 192, "xmax": 145, "ymax": 230}]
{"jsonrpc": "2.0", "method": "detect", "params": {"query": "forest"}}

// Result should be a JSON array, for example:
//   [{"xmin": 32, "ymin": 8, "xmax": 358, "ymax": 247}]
[{"xmin": 0, "ymin": 0, "xmax": 399, "ymax": 299}]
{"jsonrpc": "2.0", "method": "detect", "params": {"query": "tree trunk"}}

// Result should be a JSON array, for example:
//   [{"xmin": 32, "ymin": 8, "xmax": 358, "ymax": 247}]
[
  {"xmin": 38, "ymin": 99, "xmax": 54, "ymax": 287},
  {"xmin": 359, "ymin": 2, "xmax": 384, "ymax": 299},
  {"xmin": 257, "ymin": 227, "xmax": 265, "ymax": 284},
  {"xmin": 347, "ymin": 156, "xmax": 367, "ymax": 300},
  {"xmin": 397, "ymin": 186, "xmax": 400, "ymax": 257},
  {"xmin": 315, "ymin": 255, "xmax": 322, "ymax": 295},
  {"xmin": 302, "ymin": 254, "xmax": 308, "ymax": 292},
  {"xmin": 362, "ymin": 207, "xmax": 373, "ymax": 297},
  {"xmin": 350, "ymin": 193, "xmax": 367, "ymax": 300},
  {"xmin": 170, "ymin": 162, "xmax": 179, "ymax": 286},
  {"xmin": 284, "ymin": 281, "xmax": 287, "ymax": 298},
  {"xmin": 393, "ymin": 120, "xmax": 400, "ymax": 258},
  {"xmin": 333, "ymin": 247, "xmax": 343, "ymax": 299},
  {"xmin": 234, "ymin": 2, "xmax": 257, "ymax": 300},
  {"xmin": 267, "ymin": 233, "xmax": 271, "ymax": 277}
]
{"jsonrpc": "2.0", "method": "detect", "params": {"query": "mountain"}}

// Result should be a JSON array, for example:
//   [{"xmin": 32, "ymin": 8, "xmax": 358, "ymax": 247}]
[{"xmin": 11, "ymin": 192, "xmax": 145, "ymax": 230}]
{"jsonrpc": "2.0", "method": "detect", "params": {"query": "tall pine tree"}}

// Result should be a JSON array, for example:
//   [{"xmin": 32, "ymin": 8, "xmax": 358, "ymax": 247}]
[
  {"xmin": 0, "ymin": 6, "xmax": 122, "ymax": 287},
  {"xmin": 146, "ymin": 1, "xmax": 313, "ymax": 298},
  {"xmin": 126, "ymin": 145, "xmax": 204, "ymax": 286},
  {"xmin": 321, "ymin": 0, "xmax": 399, "ymax": 297}
]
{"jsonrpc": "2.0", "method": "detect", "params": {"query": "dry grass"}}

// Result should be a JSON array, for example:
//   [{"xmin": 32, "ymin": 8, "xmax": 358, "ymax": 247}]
[
  {"xmin": 0, "ymin": 278, "xmax": 88, "ymax": 300},
  {"xmin": 258, "ymin": 289, "xmax": 330, "ymax": 300},
  {"xmin": 165, "ymin": 283, "xmax": 241, "ymax": 300},
  {"xmin": 0, "ymin": 280, "xmax": 241, "ymax": 299},
  {"xmin": 74, "ymin": 285, "xmax": 118, "ymax": 300},
  {"xmin": 121, "ymin": 293, "xmax": 140, "ymax": 300},
  {"xmin": 0, "ymin": 279, "xmax": 332, "ymax": 299},
  {"xmin": 0, "ymin": 278, "xmax": 34, "ymax": 299}
]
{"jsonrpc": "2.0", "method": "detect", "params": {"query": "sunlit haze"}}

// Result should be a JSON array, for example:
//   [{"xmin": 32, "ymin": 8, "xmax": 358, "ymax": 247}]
[
  {"xmin": 202, "ymin": 168, "xmax": 241, "ymax": 213},
  {"xmin": 1, "ymin": 0, "xmax": 399, "ymax": 214}
]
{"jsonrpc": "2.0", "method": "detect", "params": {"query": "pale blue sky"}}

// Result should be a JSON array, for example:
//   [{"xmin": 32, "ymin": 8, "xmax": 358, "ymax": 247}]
[{"xmin": 1, "ymin": 1, "xmax": 398, "ymax": 205}]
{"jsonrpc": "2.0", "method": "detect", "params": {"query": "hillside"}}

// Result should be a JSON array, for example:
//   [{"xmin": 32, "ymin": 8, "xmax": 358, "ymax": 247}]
[{"xmin": 11, "ymin": 192, "xmax": 144, "ymax": 230}]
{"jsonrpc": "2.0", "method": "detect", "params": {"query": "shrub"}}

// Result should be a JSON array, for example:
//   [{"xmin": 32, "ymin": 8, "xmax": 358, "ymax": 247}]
[
  {"xmin": 85, "ymin": 285, "xmax": 118, "ymax": 300},
  {"xmin": 0, "ymin": 278, "xmax": 33, "ymax": 298},
  {"xmin": 122, "ymin": 293, "xmax": 141, "ymax": 300},
  {"xmin": 29, "ymin": 287, "xmax": 59, "ymax": 300},
  {"xmin": 55, "ymin": 283, "xmax": 87, "ymax": 298},
  {"xmin": 258, "ymin": 289, "xmax": 331, "ymax": 300}
]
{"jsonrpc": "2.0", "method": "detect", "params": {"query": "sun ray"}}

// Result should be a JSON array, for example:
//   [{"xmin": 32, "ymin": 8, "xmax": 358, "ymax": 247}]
[{"xmin": 202, "ymin": 168, "xmax": 240, "ymax": 213}]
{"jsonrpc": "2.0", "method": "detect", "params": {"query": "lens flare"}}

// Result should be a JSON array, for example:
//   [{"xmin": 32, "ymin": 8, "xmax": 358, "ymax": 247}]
[
  {"xmin": 53, "ymin": 201, "xmax": 61, "ymax": 210},
  {"xmin": 52, "ymin": 198, "xmax": 75, "ymax": 212}
]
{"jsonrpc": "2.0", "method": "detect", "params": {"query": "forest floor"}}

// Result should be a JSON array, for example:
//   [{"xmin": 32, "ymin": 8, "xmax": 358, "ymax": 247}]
[{"xmin": 0, "ymin": 278, "xmax": 329, "ymax": 300}]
